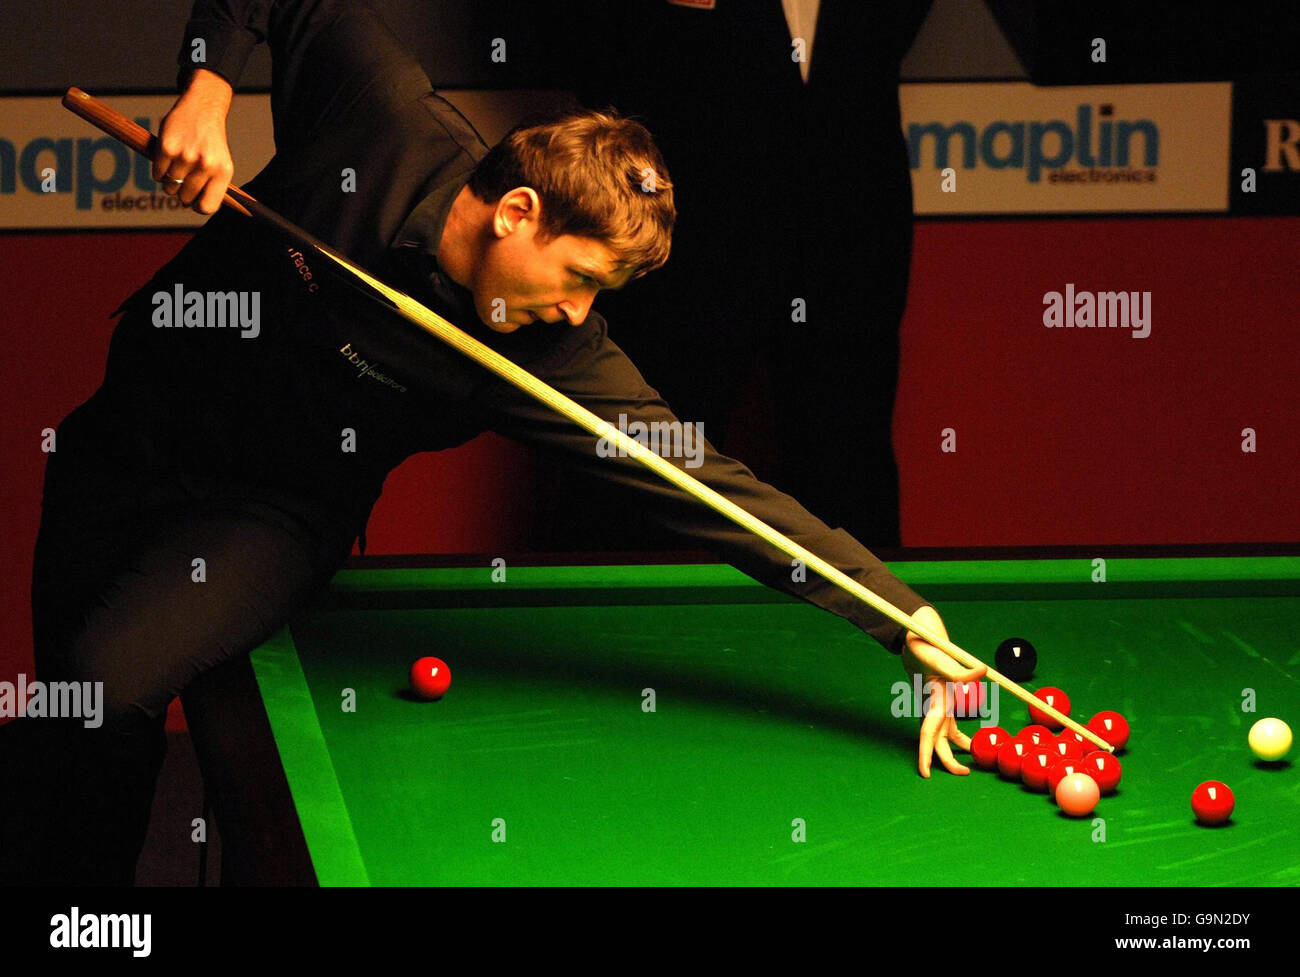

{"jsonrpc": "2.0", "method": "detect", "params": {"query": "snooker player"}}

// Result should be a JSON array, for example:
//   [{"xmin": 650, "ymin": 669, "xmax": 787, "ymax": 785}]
[{"xmin": 1, "ymin": 0, "xmax": 982, "ymax": 885}]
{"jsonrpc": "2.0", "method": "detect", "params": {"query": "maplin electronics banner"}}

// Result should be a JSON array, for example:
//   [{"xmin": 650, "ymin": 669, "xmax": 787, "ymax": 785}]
[
  {"xmin": 2, "ymin": 83, "xmax": 1242, "ymax": 227},
  {"xmin": 0, "ymin": 94, "xmax": 275, "ymax": 230},
  {"xmin": 901, "ymin": 82, "xmax": 1233, "ymax": 216}
]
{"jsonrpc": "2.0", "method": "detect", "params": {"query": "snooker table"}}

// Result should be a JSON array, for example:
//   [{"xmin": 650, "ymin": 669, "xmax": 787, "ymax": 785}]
[{"xmin": 244, "ymin": 551, "xmax": 1300, "ymax": 886}]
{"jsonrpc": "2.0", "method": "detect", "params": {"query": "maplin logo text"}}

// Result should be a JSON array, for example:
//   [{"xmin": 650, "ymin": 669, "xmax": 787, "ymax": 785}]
[{"xmin": 909, "ymin": 104, "xmax": 1158, "ymax": 183}]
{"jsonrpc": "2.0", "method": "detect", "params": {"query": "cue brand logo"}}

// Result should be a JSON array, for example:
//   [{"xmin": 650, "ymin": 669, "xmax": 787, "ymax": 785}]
[
  {"xmin": 890, "ymin": 674, "xmax": 1000, "ymax": 724},
  {"xmin": 595, "ymin": 413, "xmax": 706, "ymax": 468},
  {"xmin": 284, "ymin": 244, "xmax": 321, "ymax": 293},
  {"xmin": 1042, "ymin": 283, "xmax": 1151, "ymax": 337},
  {"xmin": 150, "ymin": 283, "xmax": 262, "ymax": 338},
  {"xmin": 908, "ymin": 103, "xmax": 1159, "ymax": 184},
  {"xmin": 338, "ymin": 343, "xmax": 409, "ymax": 393},
  {"xmin": 0, "ymin": 674, "xmax": 103, "ymax": 728},
  {"xmin": 49, "ymin": 907, "xmax": 151, "ymax": 958}
]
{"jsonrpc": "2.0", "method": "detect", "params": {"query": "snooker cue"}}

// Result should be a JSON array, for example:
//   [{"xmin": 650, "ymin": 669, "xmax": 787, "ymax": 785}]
[{"xmin": 61, "ymin": 87, "xmax": 1114, "ymax": 754}]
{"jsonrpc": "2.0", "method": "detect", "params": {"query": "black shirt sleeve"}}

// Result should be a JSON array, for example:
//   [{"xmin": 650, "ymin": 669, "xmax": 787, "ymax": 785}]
[
  {"xmin": 176, "ymin": 0, "xmax": 271, "ymax": 92},
  {"xmin": 176, "ymin": 0, "xmax": 432, "ymax": 154},
  {"xmin": 475, "ymin": 314, "xmax": 930, "ymax": 654}
]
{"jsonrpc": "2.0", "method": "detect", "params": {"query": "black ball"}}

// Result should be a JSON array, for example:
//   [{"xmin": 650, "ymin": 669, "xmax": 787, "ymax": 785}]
[{"xmin": 995, "ymin": 637, "xmax": 1037, "ymax": 681}]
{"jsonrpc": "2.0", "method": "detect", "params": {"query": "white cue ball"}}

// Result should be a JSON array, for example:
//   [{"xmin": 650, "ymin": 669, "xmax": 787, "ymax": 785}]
[{"xmin": 1248, "ymin": 717, "xmax": 1292, "ymax": 762}]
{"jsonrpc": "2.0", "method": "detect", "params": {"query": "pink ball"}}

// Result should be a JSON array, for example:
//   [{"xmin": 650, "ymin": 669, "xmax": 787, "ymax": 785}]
[{"xmin": 1055, "ymin": 772, "xmax": 1100, "ymax": 817}]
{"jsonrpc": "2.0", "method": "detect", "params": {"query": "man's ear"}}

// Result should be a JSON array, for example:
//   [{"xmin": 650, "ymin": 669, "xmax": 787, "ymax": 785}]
[{"xmin": 493, "ymin": 186, "xmax": 541, "ymax": 238}]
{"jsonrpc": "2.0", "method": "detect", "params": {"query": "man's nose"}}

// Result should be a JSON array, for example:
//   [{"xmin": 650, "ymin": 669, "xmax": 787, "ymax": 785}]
[{"xmin": 560, "ymin": 296, "xmax": 594, "ymax": 325}]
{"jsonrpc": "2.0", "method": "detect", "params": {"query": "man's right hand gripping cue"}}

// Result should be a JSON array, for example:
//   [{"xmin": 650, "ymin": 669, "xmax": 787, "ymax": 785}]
[
  {"xmin": 901, "ymin": 605, "xmax": 986, "ymax": 778},
  {"xmin": 153, "ymin": 67, "xmax": 235, "ymax": 214}
]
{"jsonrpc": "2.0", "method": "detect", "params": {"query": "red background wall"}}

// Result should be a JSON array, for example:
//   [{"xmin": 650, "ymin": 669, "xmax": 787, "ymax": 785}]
[
  {"xmin": 895, "ymin": 216, "xmax": 1299, "ymax": 545},
  {"xmin": 3, "ymin": 216, "xmax": 1298, "ymax": 707}
]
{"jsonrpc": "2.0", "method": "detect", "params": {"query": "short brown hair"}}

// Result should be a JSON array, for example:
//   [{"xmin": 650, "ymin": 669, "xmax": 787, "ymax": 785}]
[{"xmin": 469, "ymin": 109, "xmax": 675, "ymax": 278}]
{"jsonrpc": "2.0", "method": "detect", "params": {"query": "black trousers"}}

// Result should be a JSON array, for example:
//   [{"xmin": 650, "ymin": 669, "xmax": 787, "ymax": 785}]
[{"xmin": 1, "ymin": 445, "xmax": 350, "ymax": 885}]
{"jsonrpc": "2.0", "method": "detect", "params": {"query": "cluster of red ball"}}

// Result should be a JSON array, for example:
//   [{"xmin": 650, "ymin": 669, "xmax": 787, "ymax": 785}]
[
  {"xmin": 958, "ymin": 677, "xmax": 1240, "ymax": 826},
  {"xmin": 966, "ymin": 686, "xmax": 1130, "ymax": 818}
]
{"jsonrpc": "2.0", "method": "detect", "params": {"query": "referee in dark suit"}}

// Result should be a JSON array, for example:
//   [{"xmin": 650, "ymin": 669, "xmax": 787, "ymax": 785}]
[{"xmin": 539, "ymin": 0, "xmax": 933, "ymax": 552}]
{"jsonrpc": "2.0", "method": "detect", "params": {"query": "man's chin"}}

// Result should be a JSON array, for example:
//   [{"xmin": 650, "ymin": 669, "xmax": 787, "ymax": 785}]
[{"xmin": 480, "ymin": 313, "xmax": 527, "ymax": 334}]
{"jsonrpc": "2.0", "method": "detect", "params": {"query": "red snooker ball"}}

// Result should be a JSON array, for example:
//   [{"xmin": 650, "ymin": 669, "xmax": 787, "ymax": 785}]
[
  {"xmin": 951, "ymin": 679, "xmax": 986, "ymax": 719},
  {"xmin": 1047, "ymin": 759, "xmax": 1086, "ymax": 799},
  {"xmin": 1028, "ymin": 686, "xmax": 1071, "ymax": 730},
  {"xmin": 997, "ymin": 740, "xmax": 1030, "ymax": 779},
  {"xmin": 1056, "ymin": 772, "xmax": 1100, "ymax": 817},
  {"xmin": 1020, "ymin": 746, "xmax": 1057, "ymax": 791},
  {"xmin": 1088, "ymin": 711, "xmax": 1130, "ymax": 751},
  {"xmin": 1081, "ymin": 751, "xmax": 1122, "ymax": 793},
  {"xmin": 410, "ymin": 656, "xmax": 452, "ymax": 700},
  {"xmin": 1059, "ymin": 728, "xmax": 1095, "ymax": 755},
  {"xmin": 1015, "ymin": 725, "xmax": 1053, "ymax": 750},
  {"xmin": 970, "ymin": 726, "xmax": 1011, "ymax": 770},
  {"xmin": 1191, "ymin": 781, "xmax": 1234, "ymax": 826},
  {"xmin": 1049, "ymin": 734, "xmax": 1085, "ymax": 762}
]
